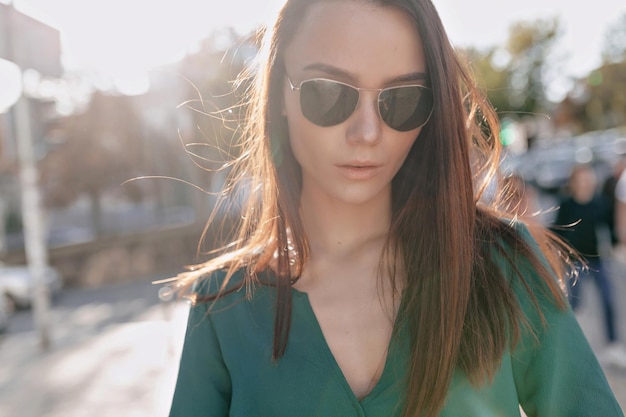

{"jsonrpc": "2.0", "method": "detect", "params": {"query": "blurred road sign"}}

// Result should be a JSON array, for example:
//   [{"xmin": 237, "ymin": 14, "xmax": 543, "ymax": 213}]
[
  {"xmin": 0, "ymin": 3, "xmax": 61, "ymax": 78},
  {"xmin": 0, "ymin": 57, "xmax": 21, "ymax": 113}
]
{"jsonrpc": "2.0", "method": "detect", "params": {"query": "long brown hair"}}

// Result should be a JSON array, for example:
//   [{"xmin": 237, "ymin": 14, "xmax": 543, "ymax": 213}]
[{"xmin": 171, "ymin": 1, "xmax": 571, "ymax": 416}]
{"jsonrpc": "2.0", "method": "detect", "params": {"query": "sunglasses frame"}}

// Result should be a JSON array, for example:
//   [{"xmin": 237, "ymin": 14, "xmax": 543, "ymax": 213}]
[{"xmin": 286, "ymin": 75, "xmax": 434, "ymax": 131}]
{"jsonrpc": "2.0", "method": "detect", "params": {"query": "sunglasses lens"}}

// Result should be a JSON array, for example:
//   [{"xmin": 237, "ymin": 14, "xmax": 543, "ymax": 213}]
[
  {"xmin": 379, "ymin": 86, "xmax": 433, "ymax": 132},
  {"xmin": 300, "ymin": 80, "xmax": 359, "ymax": 127}
]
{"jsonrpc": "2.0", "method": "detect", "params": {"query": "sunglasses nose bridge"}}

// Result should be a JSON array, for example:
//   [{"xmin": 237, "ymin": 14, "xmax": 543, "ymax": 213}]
[
  {"xmin": 346, "ymin": 87, "xmax": 384, "ymax": 143},
  {"xmin": 355, "ymin": 87, "xmax": 385, "ymax": 119}
]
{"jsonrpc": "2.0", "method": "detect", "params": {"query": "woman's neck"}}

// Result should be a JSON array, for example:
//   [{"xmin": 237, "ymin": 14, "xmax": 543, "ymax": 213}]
[
  {"xmin": 294, "ymin": 185, "xmax": 400, "ymax": 314},
  {"xmin": 299, "ymin": 189, "xmax": 392, "ymax": 259}
]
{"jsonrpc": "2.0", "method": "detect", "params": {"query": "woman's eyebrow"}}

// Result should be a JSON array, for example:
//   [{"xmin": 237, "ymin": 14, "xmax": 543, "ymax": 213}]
[
  {"xmin": 300, "ymin": 63, "xmax": 427, "ymax": 84},
  {"xmin": 387, "ymin": 72, "xmax": 428, "ymax": 83},
  {"xmin": 301, "ymin": 62, "xmax": 354, "ymax": 78}
]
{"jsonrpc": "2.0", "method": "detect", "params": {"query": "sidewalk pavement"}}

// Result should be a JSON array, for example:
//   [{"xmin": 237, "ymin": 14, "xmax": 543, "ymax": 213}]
[
  {"xmin": 572, "ymin": 254, "xmax": 626, "ymax": 410},
  {"xmin": 1, "ymin": 272, "xmax": 626, "ymax": 417},
  {"xmin": 0, "ymin": 297, "xmax": 190, "ymax": 417}
]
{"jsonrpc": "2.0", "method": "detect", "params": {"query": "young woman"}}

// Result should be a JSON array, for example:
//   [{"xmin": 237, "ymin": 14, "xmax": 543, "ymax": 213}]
[{"xmin": 168, "ymin": 0, "xmax": 624, "ymax": 416}]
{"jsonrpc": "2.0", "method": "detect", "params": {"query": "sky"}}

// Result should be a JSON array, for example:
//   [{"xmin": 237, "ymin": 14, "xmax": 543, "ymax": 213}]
[{"xmin": 5, "ymin": 0, "xmax": 626, "ymax": 98}]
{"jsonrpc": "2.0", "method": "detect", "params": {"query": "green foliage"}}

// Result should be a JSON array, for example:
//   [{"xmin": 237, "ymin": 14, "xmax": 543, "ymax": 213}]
[
  {"xmin": 463, "ymin": 47, "xmax": 512, "ymax": 116},
  {"xmin": 465, "ymin": 17, "xmax": 562, "ymax": 119},
  {"xmin": 556, "ymin": 14, "xmax": 626, "ymax": 133},
  {"xmin": 504, "ymin": 17, "xmax": 562, "ymax": 114},
  {"xmin": 465, "ymin": 15, "xmax": 626, "ymax": 136},
  {"xmin": 582, "ymin": 62, "xmax": 626, "ymax": 130}
]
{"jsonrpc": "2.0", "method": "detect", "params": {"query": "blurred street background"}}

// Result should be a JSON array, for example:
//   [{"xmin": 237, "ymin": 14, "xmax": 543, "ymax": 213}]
[
  {"xmin": 1, "ymin": 0, "xmax": 626, "ymax": 415},
  {"xmin": 0, "ymin": 274, "xmax": 191, "ymax": 417},
  {"xmin": 2, "ymin": 225, "xmax": 626, "ymax": 417}
]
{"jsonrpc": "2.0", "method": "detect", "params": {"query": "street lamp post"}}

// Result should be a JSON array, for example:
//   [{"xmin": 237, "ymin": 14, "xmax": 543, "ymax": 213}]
[
  {"xmin": 0, "ymin": 61, "xmax": 52, "ymax": 350},
  {"xmin": 14, "ymin": 92, "xmax": 51, "ymax": 349},
  {"xmin": 1, "ymin": 3, "xmax": 56, "ymax": 351}
]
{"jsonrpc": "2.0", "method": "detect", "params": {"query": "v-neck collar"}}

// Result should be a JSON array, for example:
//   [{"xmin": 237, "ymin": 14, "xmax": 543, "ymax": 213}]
[{"xmin": 291, "ymin": 287, "xmax": 405, "ymax": 406}]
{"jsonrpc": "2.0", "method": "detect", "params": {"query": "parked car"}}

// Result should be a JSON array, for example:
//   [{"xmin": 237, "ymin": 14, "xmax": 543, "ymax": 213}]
[{"xmin": 0, "ymin": 262, "xmax": 63, "ymax": 313}]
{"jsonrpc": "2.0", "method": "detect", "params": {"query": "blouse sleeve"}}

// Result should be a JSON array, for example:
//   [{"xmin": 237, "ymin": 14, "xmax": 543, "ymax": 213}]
[
  {"xmin": 510, "ymin": 225, "xmax": 624, "ymax": 417},
  {"xmin": 168, "ymin": 283, "xmax": 231, "ymax": 417}
]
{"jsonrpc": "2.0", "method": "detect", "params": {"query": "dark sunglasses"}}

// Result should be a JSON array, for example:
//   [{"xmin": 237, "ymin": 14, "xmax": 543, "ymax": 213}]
[{"xmin": 287, "ymin": 76, "xmax": 434, "ymax": 132}]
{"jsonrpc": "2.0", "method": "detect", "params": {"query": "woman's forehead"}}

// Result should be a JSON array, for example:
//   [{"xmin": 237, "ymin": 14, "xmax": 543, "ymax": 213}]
[{"xmin": 283, "ymin": 1, "xmax": 426, "ymax": 85}]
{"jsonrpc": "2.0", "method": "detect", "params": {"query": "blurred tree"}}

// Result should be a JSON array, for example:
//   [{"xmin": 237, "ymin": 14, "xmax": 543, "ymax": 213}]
[
  {"xmin": 175, "ymin": 28, "xmax": 259, "ymax": 252},
  {"xmin": 602, "ymin": 14, "xmax": 626, "ymax": 64},
  {"xmin": 554, "ymin": 16, "xmax": 626, "ymax": 133},
  {"xmin": 464, "ymin": 18, "xmax": 562, "ymax": 148},
  {"xmin": 177, "ymin": 29, "xmax": 257, "ymax": 176},
  {"xmin": 39, "ymin": 92, "xmax": 147, "ymax": 236},
  {"xmin": 554, "ymin": 64, "xmax": 626, "ymax": 133},
  {"xmin": 580, "ymin": 62, "xmax": 626, "ymax": 131},
  {"xmin": 39, "ymin": 28, "xmax": 259, "ymax": 243},
  {"xmin": 552, "ymin": 93, "xmax": 587, "ymax": 135},
  {"xmin": 504, "ymin": 18, "xmax": 562, "ymax": 117},
  {"xmin": 463, "ymin": 46, "xmax": 512, "ymax": 117}
]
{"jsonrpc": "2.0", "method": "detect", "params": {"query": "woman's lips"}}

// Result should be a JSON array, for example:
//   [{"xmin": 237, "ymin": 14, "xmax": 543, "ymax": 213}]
[{"xmin": 336, "ymin": 163, "xmax": 381, "ymax": 180}]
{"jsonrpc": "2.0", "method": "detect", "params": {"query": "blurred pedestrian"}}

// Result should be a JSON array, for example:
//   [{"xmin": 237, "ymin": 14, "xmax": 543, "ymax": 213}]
[
  {"xmin": 553, "ymin": 163, "xmax": 626, "ymax": 368},
  {"xmin": 616, "ymin": 161, "xmax": 626, "ymax": 246},
  {"xmin": 167, "ymin": 1, "xmax": 623, "ymax": 416},
  {"xmin": 602, "ymin": 157, "xmax": 626, "ymax": 249}
]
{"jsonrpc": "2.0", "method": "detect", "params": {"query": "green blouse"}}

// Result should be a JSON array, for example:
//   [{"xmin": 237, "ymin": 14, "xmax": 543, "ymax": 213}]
[{"xmin": 169, "ymin": 236, "xmax": 624, "ymax": 416}]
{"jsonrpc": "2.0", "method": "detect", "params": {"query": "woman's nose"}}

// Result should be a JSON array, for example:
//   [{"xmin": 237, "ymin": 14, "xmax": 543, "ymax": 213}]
[{"xmin": 345, "ymin": 92, "xmax": 383, "ymax": 145}]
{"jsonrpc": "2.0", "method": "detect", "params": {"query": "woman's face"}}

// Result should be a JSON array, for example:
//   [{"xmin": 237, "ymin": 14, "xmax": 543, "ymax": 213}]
[{"xmin": 282, "ymin": 1, "xmax": 428, "ymax": 207}]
